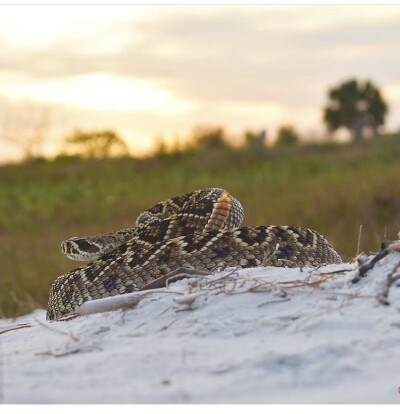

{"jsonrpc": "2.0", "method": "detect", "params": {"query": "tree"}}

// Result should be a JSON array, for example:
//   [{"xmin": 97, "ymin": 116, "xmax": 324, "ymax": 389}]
[
  {"xmin": 323, "ymin": 79, "xmax": 388, "ymax": 143},
  {"xmin": 65, "ymin": 129, "xmax": 129, "ymax": 158},
  {"xmin": 244, "ymin": 129, "xmax": 267, "ymax": 147},
  {"xmin": 191, "ymin": 126, "xmax": 227, "ymax": 150},
  {"xmin": 275, "ymin": 125, "xmax": 300, "ymax": 147}
]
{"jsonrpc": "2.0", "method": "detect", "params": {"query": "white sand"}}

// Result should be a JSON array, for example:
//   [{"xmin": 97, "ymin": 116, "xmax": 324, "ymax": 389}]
[{"xmin": 2, "ymin": 253, "xmax": 400, "ymax": 403}]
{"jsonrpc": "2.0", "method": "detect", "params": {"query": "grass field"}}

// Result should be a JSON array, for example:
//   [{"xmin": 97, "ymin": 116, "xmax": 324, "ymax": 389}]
[{"xmin": 1, "ymin": 134, "xmax": 400, "ymax": 318}]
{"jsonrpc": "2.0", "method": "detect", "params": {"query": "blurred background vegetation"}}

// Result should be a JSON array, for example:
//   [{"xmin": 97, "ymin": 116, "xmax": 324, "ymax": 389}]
[{"xmin": 1, "ymin": 78, "xmax": 400, "ymax": 318}]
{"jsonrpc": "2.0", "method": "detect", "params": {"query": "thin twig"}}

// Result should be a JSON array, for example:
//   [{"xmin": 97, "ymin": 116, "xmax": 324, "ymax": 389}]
[
  {"xmin": 316, "ymin": 268, "xmax": 353, "ymax": 276},
  {"xmin": 159, "ymin": 319, "xmax": 177, "ymax": 331},
  {"xmin": 166, "ymin": 270, "xmax": 209, "ymax": 288},
  {"xmin": 357, "ymin": 224, "xmax": 363, "ymax": 256},
  {"xmin": 35, "ymin": 344, "xmax": 102, "ymax": 358},
  {"xmin": 317, "ymin": 291, "xmax": 377, "ymax": 300},
  {"xmin": 56, "ymin": 313, "xmax": 80, "ymax": 322},
  {"xmin": 261, "ymin": 244, "xmax": 279, "ymax": 266},
  {"xmin": 34, "ymin": 317, "xmax": 79, "ymax": 342},
  {"xmin": 0, "ymin": 323, "xmax": 33, "ymax": 335},
  {"xmin": 257, "ymin": 298, "xmax": 291, "ymax": 307},
  {"xmin": 139, "ymin": 268, "xmax": 209, "ymax": 291}
]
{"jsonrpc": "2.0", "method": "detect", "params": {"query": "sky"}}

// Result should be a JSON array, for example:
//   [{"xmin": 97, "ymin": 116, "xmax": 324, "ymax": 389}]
[{"xmin": 1, "ymin": 4, "xmax": 400, "ymax": 162}]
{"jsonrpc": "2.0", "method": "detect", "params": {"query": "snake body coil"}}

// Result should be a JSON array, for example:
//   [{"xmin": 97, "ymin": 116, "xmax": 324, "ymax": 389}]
[{"xmin": 47, "ymin": 188, "xmax": 342, "ymax": 320}]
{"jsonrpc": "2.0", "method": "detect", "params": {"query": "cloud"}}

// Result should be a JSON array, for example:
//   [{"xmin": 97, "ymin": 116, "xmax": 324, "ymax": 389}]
[
  {"xmin": 2, "ymin": 6, "xmax": 400, "ymax": 89},
  {"xmin": 1, "ymin": 5, "xmax": 400, "ymax": 161},
  {"xmin": 1, "ymin": 73, "xmax": 195, "ymax": 114}
]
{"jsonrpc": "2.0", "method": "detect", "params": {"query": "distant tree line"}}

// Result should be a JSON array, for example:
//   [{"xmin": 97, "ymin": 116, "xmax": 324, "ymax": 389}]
[
  {"xmin": 4, "ymin": 77, "xmax": 390, "ymax": 162},
  {"xmin": 64, "ymin": 130, "xmax": 128, "ymax": 158},
  {"xmin": 60, "ymin": 77, "xmax": 389, "ymax": 159}
]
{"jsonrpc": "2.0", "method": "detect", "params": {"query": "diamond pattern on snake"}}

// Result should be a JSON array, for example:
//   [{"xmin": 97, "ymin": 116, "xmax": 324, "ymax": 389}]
[{"xmin": 47, "ymin": 188, "xmax": 342, "ymax": 320}]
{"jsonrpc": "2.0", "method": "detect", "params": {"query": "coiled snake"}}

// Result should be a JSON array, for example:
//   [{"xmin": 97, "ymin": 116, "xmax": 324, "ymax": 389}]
[{"xmin": 47, "ymin": 188, "xmax": 342, "ymax": 320}]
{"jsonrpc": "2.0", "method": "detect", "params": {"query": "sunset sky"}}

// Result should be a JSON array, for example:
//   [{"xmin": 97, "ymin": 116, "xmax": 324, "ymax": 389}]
[{"xmin": 1, "ymin": 4, "xmax": 400, "ymax": 162}]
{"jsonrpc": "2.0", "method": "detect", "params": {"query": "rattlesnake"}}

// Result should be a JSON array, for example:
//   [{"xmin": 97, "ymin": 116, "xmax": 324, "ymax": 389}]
[{"xmin": 47, "ymin": 188, "xmax": 342, "ymax": 320}]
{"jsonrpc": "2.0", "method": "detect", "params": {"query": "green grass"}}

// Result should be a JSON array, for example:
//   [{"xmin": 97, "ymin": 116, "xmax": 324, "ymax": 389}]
[{"xmin": 1, "ymin": 134, "xmax": 400, "ymax": 317}]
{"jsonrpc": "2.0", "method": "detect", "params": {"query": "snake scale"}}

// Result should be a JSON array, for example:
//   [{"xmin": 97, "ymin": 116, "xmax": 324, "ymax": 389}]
[{"xmin": 47, "ymin": 188, "xmax": 342, "ymax": 320}]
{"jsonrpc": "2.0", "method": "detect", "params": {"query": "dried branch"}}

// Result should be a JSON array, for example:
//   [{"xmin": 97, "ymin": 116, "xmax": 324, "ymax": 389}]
[
  {"xmin": 376, "ymin": 260, "xmax": 400, "ymax": 306},
  {"xmin": 78, "ymin": 287, "xmax": 183, "ymax": 317},
  {"xmin": 352, "ymin": 240, "xmax": 400, "ymax": 283}
]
